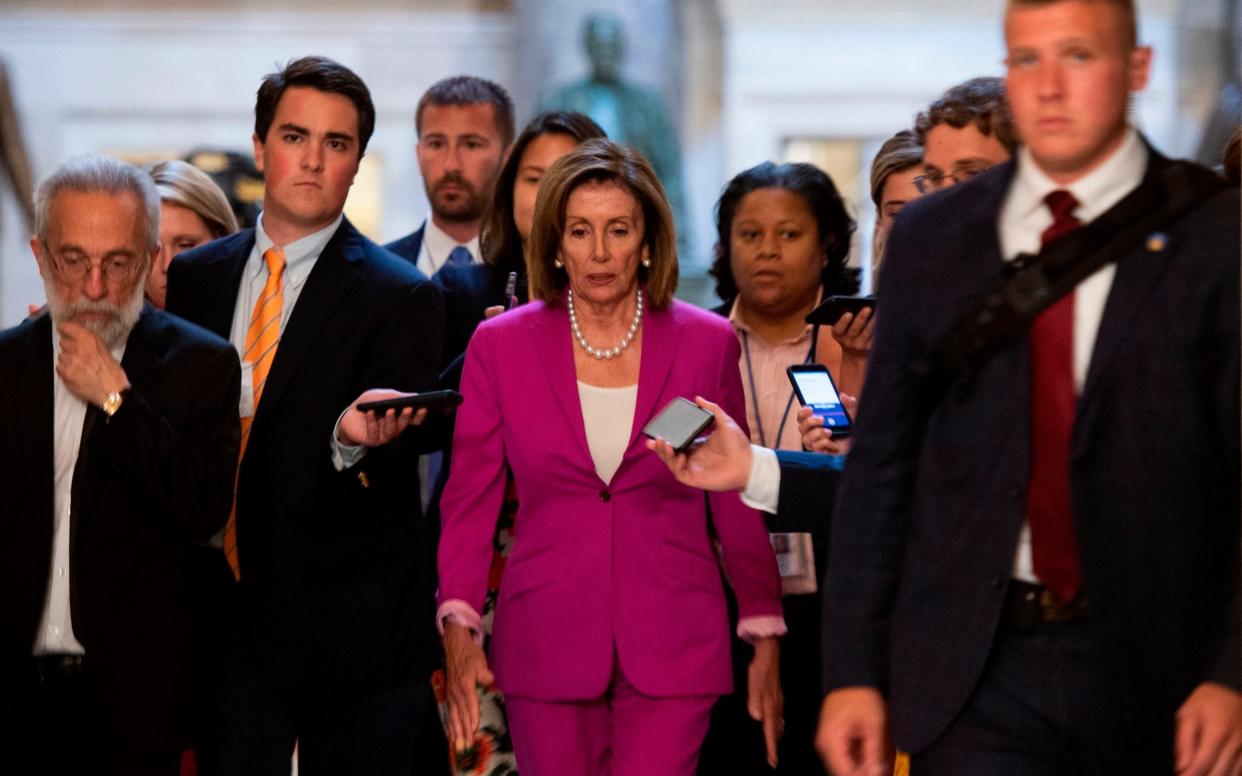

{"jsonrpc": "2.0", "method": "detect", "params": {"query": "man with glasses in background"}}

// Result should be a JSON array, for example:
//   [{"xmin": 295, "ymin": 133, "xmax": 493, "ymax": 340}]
[
  {"xmin": 913, "ymin": 76, "xmax": 1018, "ymax": 194},
  {"xmin": 0, "ymin": 154, "xmax": 240, "ymax": 776}
]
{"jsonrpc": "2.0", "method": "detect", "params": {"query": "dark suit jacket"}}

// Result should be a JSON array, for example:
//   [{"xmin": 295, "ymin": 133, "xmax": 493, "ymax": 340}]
[
  {"xmin": 166, "ymin": 218, "xmax": 447, "ymax": 699},
  {"xmin": 384, "ymin": 224, "xmax": 424, "ymax": 269},
  {"xmin": 822, "ymin": 151, "xmax": 1241, "ymax": 753},
  {"xmin": 771, "ymin": 450, "xmax": 841, "ymax": 583},
  {"xmin": 0, "ymin": 308, "xmax": 240, "ymax": 748},
  {"xmin": 436, "ymin": 261, "xmax": 528, "ymax": 369}
]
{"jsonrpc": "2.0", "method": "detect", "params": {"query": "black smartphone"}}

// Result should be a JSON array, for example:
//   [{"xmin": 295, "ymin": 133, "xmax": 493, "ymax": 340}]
[
  {"xmin": 642, "ymin": 397, "xmax": 714, "ymax": 453},
  {"xmin": 786, "ymin": 365, "xmax": 852, "ymax": 437},
  {"xmin": 805, "ymin": 295, "xmax": 876, "ymax": 327},
  {"xmin": 503, "ymin": 271, "xmax": 519, "ymax": 310},
  {"xmin": 355, "ymin": 389, "xmax": 463, "ymax": 414}
]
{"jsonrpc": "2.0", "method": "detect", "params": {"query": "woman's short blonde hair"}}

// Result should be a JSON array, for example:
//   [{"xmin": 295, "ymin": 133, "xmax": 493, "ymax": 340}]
[
  {"xmin": 527, "ymin": 139, "xmax": 679, "ymax": 309},
  {"xmin": 145, "ymin": 159, "xmax": 239, "ymax": 239}
]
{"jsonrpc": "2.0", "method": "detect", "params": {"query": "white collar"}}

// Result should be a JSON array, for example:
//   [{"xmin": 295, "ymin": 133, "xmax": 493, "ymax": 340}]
[
  {"xmin": 422, "ymin": 218, "xmax": 480, "ymax": 265},
  {"xmin": 1011, "ymin": 128, "xmax": 1148, "ymax": 224},
  {"xmin": 250, "ymin": 213, "xmax": 342, "ymax": 285}
]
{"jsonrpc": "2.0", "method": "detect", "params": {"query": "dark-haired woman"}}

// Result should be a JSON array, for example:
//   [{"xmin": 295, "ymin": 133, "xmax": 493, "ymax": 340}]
[
  {"xmin": 701, "ymin": 161, "xmax": 867, "ymax": 775},
  {"xmin": 710, "ymin": 162, "xmax": 870, "ymax": 451},
  {"xmin": 436, "ymin": 110, "xmax": 607, "ymax": 362}
]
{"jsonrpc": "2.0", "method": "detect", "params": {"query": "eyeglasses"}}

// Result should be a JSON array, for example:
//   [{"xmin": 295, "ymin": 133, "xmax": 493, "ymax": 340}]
[
  {"xmin": 49, "ymin": 252, "xmax": 141, "ymax": 283},
  {"xmin": 912, "ymin": 164, "xmax": 994, "ymax": 194}
]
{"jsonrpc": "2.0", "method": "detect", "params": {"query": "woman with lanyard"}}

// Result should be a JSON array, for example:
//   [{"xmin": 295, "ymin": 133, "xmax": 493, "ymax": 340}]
[{"xmin": 703, "ymin": 161, "xmax": 870, "ymax": 775}]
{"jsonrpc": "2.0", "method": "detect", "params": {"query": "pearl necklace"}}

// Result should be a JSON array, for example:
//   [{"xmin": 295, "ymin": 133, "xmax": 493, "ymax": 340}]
[{"xmin": 567, "ymin": 288, "xmax": 644, "ymax": 360}]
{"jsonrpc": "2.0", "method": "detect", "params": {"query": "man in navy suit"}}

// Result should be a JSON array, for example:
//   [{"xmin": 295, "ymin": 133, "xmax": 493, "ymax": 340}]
[
  {"xmin": 386, "ymin": 75, "xmax": 515, "ymax": 521},
  {"xmin": 816, "ymin": 2, "xmax": 1240, "ymax": 774},
  {"xmin": 165, "ymin": 56, "xmax": 446, "ymax": 775},
  {"xmin": 385, "ymin": 75, "xmax": 514, "ymax": 278}
]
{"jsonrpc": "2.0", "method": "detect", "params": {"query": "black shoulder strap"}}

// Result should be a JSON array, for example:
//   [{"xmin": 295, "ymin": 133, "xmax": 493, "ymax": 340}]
[{"xmin": 928, "ymin": 159, "xmax": 1227, "ymax": 400}]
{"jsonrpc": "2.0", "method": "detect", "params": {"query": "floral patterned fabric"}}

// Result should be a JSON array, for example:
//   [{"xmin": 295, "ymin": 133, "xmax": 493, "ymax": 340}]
[{"xmin": 433, "ymin": 473, "xmax": 520, "ymax": 775}]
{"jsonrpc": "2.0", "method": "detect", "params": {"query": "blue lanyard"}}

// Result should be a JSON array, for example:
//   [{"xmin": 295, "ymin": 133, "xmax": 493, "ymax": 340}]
[{"xmin": 740, "ymin": 330, "xmax": 815, "ymax": 450}]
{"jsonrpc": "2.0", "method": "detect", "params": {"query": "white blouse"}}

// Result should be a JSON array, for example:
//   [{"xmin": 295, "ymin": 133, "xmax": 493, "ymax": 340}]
[{"xmin": 577, "ymin": 381, "xmax": 638, "ymax": 485}]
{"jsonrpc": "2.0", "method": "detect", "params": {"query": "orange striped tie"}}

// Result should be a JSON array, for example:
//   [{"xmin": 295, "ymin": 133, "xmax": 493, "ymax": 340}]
[{"xmin": 225, "ymin": 246, "xmax": 286, "ymax": 579}]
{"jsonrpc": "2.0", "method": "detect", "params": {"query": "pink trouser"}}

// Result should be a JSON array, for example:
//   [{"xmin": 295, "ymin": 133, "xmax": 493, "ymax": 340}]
[{"xmin": 504, "ymin": 663, "xmax": 716, "ymax": 776}]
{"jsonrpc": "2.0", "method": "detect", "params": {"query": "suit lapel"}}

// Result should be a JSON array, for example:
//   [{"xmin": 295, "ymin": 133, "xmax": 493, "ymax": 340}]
[
  {"xmin": 525, "ymin": 298, "xmax": 681, "ymax": 477},
  {"xmin": 17, "ymin": 316, "xmax": 55, "ymax": 531},
  {"xmin": 1071, "ymin": 154, "xmax": 1177, "ymax": 458},
  {"xmin": 527, "ymin": 302, "xmax": 593, "ymax": 465},
  {"xmin": 1071, "ymin": 230, "xmax": 1177, "ymax": 460},
  {"xmin": 119, "ymin": 306, "xmax": 164, "ymax": 397},
  {"xmin": 255, "ymin": 219, "xmax": 363, "ymax": 420},
  {"xmin": 193, "ymin": 230, "xmax": 254, "ymax": 339},
  {"xmin": 625, "ymin": 303, "xmax": 679, "ymax": 458}
]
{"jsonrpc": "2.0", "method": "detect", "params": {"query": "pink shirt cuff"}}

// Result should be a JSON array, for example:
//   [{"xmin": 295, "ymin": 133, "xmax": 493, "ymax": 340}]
[
  {"xmin": 435, "ymin": 599, "xmax": 484, "ymax": 646},
  {"xmin": 737, "ymin": 615, "xmax": 787, "ymax": 643}
]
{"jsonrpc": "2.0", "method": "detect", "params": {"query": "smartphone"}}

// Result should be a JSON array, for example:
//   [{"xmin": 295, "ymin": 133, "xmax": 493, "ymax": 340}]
[
  {"xmin": 641, "ymin": 397, "xmax": 714, "ymax": 453},
  {"xmin": 786, "ymin": 365, "xmax": 852, "ymax": 437},
  {"xmin": 356, "ymin": 389, "xmax": 463, "ymax": 414},
  {"xmin": 503, "ymin": 271, "xmax": 518, "ymax": 310},
  {"xmin": 805, "ymin": 295, "xmax": 876, "ymax": 327}
]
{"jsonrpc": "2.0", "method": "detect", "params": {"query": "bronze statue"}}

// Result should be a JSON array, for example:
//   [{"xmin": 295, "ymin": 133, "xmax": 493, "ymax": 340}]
[{"xmin": 543, "ymin": 13, "xmax": 687, "ymax": 253}]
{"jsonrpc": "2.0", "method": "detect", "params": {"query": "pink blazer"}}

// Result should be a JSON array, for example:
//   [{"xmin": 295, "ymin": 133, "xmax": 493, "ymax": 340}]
[{"xmin": 437, "ymin": 299, "xmax": 782, "ymax": 701}]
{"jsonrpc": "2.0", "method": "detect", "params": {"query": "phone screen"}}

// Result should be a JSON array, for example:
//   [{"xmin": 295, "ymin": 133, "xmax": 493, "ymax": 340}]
[{"xmin": 790, "ymin": 368, "xmax": 852, "ymax": 433}]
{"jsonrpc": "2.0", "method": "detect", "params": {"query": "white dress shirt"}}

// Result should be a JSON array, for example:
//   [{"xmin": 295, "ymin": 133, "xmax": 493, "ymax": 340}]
[
  {"xmin": 33, "ymin": 328, "xmax": 126, "ymax": 655},
  {"xmin": 415, "ymin": 218, "xmax": 481, "ymax": 277},
  {"xmin": 578, "ymin": 381, "xmax": 638, "ymax": 485},
  {"xmin": 414, "ymin": 219, "xmax": 480, "ymax": 509},
  {"xmin": 998, "ymin": 128, "xmax": 1148, "ymax": 582},
  {"xmin": 223, "ymin": 213, "xmax": 363, "ymax": 482}
]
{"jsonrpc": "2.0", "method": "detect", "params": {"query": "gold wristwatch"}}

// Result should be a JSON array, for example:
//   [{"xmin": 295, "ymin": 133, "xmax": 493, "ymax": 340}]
[{"xmin": 101, "ymin": 390, "xmax": 125, "ymax": 418}]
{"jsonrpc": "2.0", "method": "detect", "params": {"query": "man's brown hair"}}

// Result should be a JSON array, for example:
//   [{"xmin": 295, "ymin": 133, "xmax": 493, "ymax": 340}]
[
  {"xmin": 1006, "ymin": 0, "xmax": 1138, "ymax": 49},
  {"xmin": 914, "ymin": 77, "xmax": 1019, "ymax": 155},
  {"xmin": 255, "ymin": 56, "xmax": 375, "ymax": 157},
  {"xmin": 527, "ymin": 139, "xmax": 679, "ymax": 309},
  {"xmin": 416, "ymin": 75, "xmax": 515, "ymax": 147}
]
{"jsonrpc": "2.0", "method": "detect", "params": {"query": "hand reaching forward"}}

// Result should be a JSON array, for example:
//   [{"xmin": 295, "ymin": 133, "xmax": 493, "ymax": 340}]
[
  {"xmin": 645, "ymin": 396, "xmax": 753, "ymax": 492},
  {"xmin": 832, "ymin": 308, "xmax": 875, "ymax": 360},
  {"xmin": 797, "ymin": 393, "xmax": 858, "ymax": 455},
  {"xmin": 336, "ymin": 389, "xmax": 429, "ymax": 447}
]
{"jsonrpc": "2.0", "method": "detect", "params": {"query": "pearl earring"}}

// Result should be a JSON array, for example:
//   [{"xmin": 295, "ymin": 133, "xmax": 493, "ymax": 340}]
[
  {"xmin": 641, "ymin": 258, "xmax": 652, "ymax": 268},
  {"xmin": 554, "ymin": 259, "xmax": 564, "ymax": 269}
]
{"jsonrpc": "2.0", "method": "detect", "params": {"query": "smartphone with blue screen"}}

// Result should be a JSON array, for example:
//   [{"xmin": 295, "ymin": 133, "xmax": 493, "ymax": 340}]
[{"xmin": 786, "ymin": 364, "xmax": 852, "ymax": 437}]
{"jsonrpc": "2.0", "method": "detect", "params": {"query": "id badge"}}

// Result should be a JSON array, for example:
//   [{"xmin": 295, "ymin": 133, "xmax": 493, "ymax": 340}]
[
  {"xmin": 770, "ymin": 532, "xmax": 817, "ymax": 595},
  {"xmin": 238, "ymin": 362, "xmax": 256, "ymax": 419}
]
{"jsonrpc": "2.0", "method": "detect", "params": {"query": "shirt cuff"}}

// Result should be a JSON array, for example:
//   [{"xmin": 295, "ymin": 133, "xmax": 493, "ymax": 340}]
[
  {"xmin": 737, "ymin": 615, "xmax": 788, "ymax": 643},
  {"xmin": 740, "ymin": 445, "xmax": 780, "ymax": 513},
  {"xmin": 436, "ymin": 599, "xmax": 485, "ymax": 646},
  {"xmin": 330, "ymin": 407, "xmax": 367, "ymax": 472}
]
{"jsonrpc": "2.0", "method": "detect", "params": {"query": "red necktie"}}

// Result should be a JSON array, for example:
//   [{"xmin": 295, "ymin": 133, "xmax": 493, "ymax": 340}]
[{"xmin": 1027, "ymin": 189, "xmax": 1081, "ymax": 602}]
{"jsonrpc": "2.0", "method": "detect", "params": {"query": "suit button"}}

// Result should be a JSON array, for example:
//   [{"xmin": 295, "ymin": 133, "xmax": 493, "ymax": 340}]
[
  {"xmin": 990, "ymin": 576, "xmax": 1007, "ymax": 589},
  {"xmin": 599, "ymin": 489, "xmax": 611, "ymax": 503},
  {"xmin": 1009, "ymin": 485, "xmax": 1023, "ymax": 500}
]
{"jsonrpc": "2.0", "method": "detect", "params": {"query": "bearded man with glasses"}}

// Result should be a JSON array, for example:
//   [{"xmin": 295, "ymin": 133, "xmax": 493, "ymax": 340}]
[{"xmin": 0, "ymin": 154, "xmax": 240, "ymax": 776}]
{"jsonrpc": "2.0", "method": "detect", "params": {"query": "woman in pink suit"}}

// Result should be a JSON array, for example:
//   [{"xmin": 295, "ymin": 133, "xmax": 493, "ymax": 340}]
[{"xmin": 437, "ymin": 139, "xmax": 786, "ymax": 776}]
